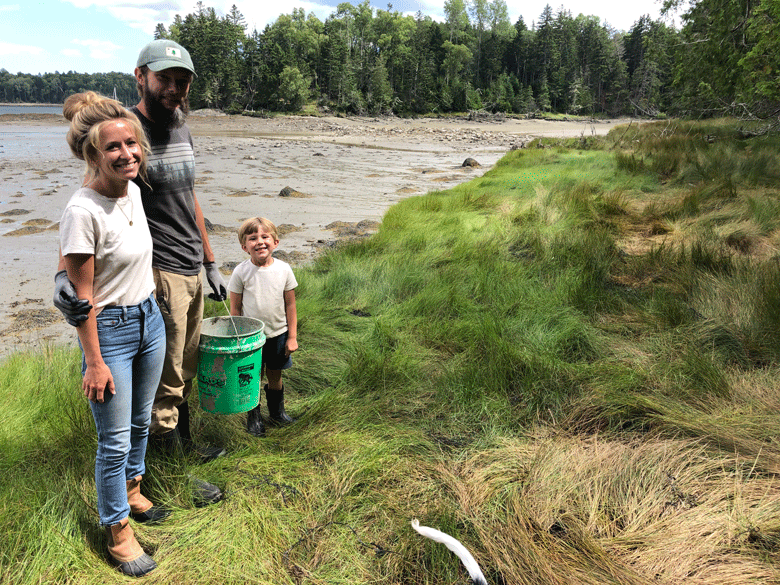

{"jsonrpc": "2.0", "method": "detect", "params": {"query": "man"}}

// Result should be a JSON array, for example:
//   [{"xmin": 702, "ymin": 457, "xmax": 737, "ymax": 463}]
[{"xmin": 54, "ymin": 40, "xmax": 226, "ymax": 505}]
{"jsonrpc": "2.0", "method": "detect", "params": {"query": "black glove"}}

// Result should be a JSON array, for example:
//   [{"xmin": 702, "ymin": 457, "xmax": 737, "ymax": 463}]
[
  {"xmin": 204, "ymin": 262, "xmax": 227, "ymax": 302},
  {"xmin": 53, "ymin": 269, "xmax": 91, "ymax": 326}
]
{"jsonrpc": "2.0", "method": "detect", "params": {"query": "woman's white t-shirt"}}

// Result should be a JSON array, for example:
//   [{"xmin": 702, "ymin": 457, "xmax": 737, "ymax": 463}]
[{"xmin": 59, "ymin": 183, "xmax": 155, "ymax": 312}]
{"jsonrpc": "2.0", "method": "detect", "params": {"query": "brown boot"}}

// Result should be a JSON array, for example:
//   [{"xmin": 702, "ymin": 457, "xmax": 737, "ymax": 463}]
[
  {"xmin": 127, "ymin": 476, "xmax": 169, "ymax": 524},
  {"xmin": 106, "ymin": 517, "xmax": 157, "ymax": 577}
]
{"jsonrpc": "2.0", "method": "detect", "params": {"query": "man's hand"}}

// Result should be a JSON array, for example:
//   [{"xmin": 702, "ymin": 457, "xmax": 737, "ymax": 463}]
[
  {"xmin": 53, "ymin": 270, "xmax": 91, "ymax": 326},
  {"xmin": 203, "ymin": 262, "xmax": 227, "ymax": 302}
]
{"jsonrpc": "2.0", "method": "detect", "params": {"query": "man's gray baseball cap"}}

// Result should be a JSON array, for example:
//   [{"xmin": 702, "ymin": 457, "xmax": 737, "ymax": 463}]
[{"xmin": 137, "ymin": 40, "xmax": 196, "ymax": 75}]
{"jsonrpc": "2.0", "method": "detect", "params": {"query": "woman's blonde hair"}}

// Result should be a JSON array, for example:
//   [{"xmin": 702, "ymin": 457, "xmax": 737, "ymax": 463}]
[
  {"xmin": 62, "ymin": 91, "xmax": 149, "ymax": 184},
  {"xmin": 238, "ymin": 217, "xmax": 279, "ymax": 245}
]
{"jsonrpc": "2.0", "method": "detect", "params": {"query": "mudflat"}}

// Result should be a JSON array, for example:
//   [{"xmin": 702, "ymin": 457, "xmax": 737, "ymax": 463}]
[{"xmin": 0, "ymin": 111, "xmax": 631, "ymax": 358}]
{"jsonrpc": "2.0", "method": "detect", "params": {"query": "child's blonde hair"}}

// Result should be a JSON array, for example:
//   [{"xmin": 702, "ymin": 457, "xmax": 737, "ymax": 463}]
[
  {"xmin": 62, "ymin": 91, "xmax": 149, "ymax": 184},
  {"xmin": 238, "ymin": 217, "xmax": 279, "ymax": 245}
]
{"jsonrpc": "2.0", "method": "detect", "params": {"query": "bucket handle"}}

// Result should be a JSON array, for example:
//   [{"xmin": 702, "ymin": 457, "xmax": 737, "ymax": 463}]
[{"xmin": 221, "ymin": 299, "xmax": 241, "ymax": 338}]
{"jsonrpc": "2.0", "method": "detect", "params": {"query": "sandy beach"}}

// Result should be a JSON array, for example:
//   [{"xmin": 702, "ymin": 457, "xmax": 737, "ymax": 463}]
[{"xmin": 0, "ymin": 111, "xmax": 629, "ymax": 358}]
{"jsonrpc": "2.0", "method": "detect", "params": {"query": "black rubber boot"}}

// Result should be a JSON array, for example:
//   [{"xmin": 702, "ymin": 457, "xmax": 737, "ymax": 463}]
[
  {"xmin": 265, "ymin": 384, "xmax": 295, "ymax": 426},
  {"xmin": 246, "ymin": 403, "xmax": 266, "ymax": 437},
  {"xmin": 175, "ymin": 400, "xmax": 192, "ymax": 441},
  {"xmin": 129, "ymin": 505, "xmax": 170, "ymax": 524},
  {"xmin": 150, "ymin": 427, "xmax": 185, "ymax": 458},
  {"xmin": 190, "ymin": 476, "xmax": 224, "ymax": 508},
  {"xmin": 149, "ymin": 428, "xmax": 224, "ymax": 507},
  {"xmin": 177, "ymin": 401, "xmax": 226, "ymax": 462},
  {"xmin": 127, "ymin": 476, "xmax": 170, "ymax": 524}
]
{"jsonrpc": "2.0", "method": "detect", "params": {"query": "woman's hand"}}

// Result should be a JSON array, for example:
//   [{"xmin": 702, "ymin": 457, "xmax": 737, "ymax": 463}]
[{"xmin": 82, "ymin": 361, "xmax": 115, "ymax": 403}]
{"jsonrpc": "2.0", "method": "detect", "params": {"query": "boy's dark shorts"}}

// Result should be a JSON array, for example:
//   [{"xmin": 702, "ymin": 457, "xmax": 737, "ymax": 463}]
[{"xmin": 263, "ymin": 331, "xmax": 293, "ymax": 371}]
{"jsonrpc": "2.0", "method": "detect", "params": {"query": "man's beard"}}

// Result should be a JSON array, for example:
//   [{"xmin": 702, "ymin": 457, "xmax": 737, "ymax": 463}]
[{"xmin": 144, "ymin": 90, "xmax": 189, "ymax": 129}]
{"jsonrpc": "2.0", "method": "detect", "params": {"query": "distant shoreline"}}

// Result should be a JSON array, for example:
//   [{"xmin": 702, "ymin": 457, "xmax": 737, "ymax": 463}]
[{"xmin": 0, "ymin": 102, "xmax": 61, "ymax": 107}]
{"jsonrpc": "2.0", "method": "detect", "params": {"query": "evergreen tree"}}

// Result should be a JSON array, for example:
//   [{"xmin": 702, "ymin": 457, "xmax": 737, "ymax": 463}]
[
  {"xmin": 19, "ymin": 0, "xmax": 777, "ymax": 119},
  {"xmin": 176, "ymin": 4, "xmax": 247, "ymax": 110},
  {"xmin": 368, "ymin": 56, "xmax": 393, "ymax": 113},
  {"xmin": 577, "ymin": 15, "xmax": 628, "ymax": 115},
  {"xmin": 628, "ymin": 18, "xmax": 675, "ymax": 116},
  {"xmin": 154, "ymin": 23, "xmax": 169, "ymax": 40},
  {"xmin": 505, "ymin": 17, "xmax": 533, "ymax": 87},
  {"xmin": 668, "ymin": 0, "xmax": 759, "ymax": 116},
  {"xmin": 443, "ymin": 0, "xmax": 469, "ymax": 42},
  {"xmin": 468, "ymin": 0, "xmax": 490, "ymax": 84},
  {"xmin": 737, "ymin": 0, "xmax": 780, "ymax": 110},
  {"xmin": 322, "ymin": 8, "xmax": 361, "ymax": 112}
]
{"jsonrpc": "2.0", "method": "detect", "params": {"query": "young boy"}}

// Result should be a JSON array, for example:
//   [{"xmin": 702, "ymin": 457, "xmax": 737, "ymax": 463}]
[{"xmin": 228, "ymin": 217, "xmax": 298, "ymax": 437}]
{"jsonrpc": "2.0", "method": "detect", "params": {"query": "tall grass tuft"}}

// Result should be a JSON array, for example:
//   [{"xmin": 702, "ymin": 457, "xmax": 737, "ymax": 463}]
[{"xmin": 4, "ymin": 119, "xmax": 780, "ymax": 583}]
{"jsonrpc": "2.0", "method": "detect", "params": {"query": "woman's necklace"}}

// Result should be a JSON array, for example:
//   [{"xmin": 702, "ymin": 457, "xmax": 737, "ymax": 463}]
[
  {"xmin": 116, "ymin": 195, "xmax": 133, "ymax": 226},
  {"xmin": 86, "ymin": 177, "xmax": 132, "ymax": 224}
]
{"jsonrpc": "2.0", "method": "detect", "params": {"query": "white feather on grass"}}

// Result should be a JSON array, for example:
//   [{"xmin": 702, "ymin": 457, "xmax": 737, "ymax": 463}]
[{"xmin": 411, "ymin": 518, "xmax": 488, "ymax": 585}]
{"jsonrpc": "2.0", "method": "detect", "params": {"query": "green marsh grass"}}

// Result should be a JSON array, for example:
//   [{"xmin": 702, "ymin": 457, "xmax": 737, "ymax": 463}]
[{"xmin": 3, "ymin": 120, "xmax": 780, "ymax": 583}]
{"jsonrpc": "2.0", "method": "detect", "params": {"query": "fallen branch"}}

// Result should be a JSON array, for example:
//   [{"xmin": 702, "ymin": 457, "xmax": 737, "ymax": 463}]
[{"xmin": 609, "ymin": 119, "xmax": 634, "ymax": 150}]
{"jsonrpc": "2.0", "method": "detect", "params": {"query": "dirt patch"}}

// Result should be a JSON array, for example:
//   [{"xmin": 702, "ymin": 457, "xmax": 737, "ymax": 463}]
[
  {"xmin": 3, "ymin": 226, "xmax": 46, "ymax": 236},
  {"xmin": 1, "ymin": 307, "xmax": 62, "ymax": 336}
]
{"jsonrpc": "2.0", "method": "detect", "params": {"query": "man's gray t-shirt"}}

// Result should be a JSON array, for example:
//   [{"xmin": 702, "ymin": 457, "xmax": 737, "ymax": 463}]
[{"xmin": 131, "ymin": 107, "xmax": 202, "ymax": 276}]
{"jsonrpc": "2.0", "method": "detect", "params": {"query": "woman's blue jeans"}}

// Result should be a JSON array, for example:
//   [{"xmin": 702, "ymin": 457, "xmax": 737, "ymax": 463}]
[{"xmin": 81, "ymin": 295, "xmax": 166, "ymax": 526}]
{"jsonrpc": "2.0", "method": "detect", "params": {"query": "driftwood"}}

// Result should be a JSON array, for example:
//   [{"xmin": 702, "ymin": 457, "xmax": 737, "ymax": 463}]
[
  {"xmin": 736, "ymin": 121, "xmax": 780, "ymax": 139},
  {"xmin": 629, "ymin": 99, "xmax": 660, "ymax": 118},
  {"xmin": 467, "ymin": 109, "xmax": 505, "ymax": 122},
  {"xmin": 609, "ymin": 120, "xmax": 634, "ymax": 150}
]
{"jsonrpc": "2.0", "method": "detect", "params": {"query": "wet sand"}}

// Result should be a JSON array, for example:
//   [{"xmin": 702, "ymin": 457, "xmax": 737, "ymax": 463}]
[{"xmin": 0, "ymin": 111, "xmax": 630, "ymax": 358}]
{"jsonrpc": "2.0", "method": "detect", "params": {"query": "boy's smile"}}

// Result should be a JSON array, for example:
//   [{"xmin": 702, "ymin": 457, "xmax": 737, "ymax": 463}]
[{"xmin": 242, "ymin": 229, "xmax": 278, "ymax": 267}]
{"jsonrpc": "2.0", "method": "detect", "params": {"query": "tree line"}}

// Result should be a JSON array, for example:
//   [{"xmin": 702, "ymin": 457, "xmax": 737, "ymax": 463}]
[
  {"xmin": 2, "ymin": 0, "xmax": 777, "ymax": 120},
  {"xmin": 0, "ymin": 70, "xmax": 136, "ymax": 107}
]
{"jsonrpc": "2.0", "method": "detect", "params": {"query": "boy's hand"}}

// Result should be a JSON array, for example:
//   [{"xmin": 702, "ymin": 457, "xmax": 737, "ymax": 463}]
[{"xmin": 285, "ymin": 337, "xmax": 298, "ymax": 357}]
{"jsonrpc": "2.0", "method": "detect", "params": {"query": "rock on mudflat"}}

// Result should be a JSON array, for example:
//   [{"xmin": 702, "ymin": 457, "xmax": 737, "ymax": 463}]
[{"xmin": 279, "ymin": 186, "xmax": 309, "ymax": 198}]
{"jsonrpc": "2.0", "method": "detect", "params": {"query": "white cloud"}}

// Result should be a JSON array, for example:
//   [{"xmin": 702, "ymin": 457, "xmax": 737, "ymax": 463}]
[
  {"xmin": 0, "ymin": 4, "xmax": 21, "ymax": 12},
  {"xmin": 61, "ymin": 1, "xmax": 329, "ymax": 36},
  {"xmin": 236, "ymin": 1, "xmax": 336, "ymax": 30},
  {"xmin": 61, "ymin": 0, "xmax": 189, "ymax": 33},
  {"xmin": 71, "ymin": 38, "xmax": 122, "ymax": 61},
  {"xmin": 0, "ymin": 41, "xmax": 45, "ymax": 56},
  {"xmin": 145, "ymin": 1, "xmax": 337, "ymax": 33}
]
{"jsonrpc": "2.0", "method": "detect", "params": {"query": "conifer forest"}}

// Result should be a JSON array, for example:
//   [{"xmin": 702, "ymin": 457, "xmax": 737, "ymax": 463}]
[{"xmin": 1, "ymin": 0, "xmax": 778, "ymax": 122}]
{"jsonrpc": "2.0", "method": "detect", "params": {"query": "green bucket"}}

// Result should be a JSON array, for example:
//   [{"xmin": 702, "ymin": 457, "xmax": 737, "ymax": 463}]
[{"xmin": 198, "ymin": 316, "xmax": 266, "ymax": 414}]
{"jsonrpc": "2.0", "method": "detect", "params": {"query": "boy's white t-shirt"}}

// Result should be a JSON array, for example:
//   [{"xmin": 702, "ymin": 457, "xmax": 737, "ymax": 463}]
[
  {"xmin": 228, "ymin": 258, "xmax": 297, "ymax": 337},
  {"xmin": 59, "ymin": 183, "xmax": 155, "ymax": 312}
]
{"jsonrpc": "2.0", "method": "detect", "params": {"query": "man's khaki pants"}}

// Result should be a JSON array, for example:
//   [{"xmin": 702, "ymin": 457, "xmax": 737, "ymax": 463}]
[{"xmin": 150, "ymin": 268, "xmax": 204, "ymax": 435}]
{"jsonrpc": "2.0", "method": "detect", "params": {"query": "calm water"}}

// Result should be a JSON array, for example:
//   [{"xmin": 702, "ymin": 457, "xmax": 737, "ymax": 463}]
[
  {"xmin": 0, "ymin": 104, "xmax": 63, "ymax": 115},
  {"xmin": 0, "ymin": 105, "xmax": 69, "ymax": 162},
  {"xmin": 0, "ymin": 125, "xmax": 69, "ymax": 161}
]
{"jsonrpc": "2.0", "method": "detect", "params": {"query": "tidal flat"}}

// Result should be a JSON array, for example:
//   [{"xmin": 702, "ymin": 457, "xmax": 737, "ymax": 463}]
[{"xmin": 0, "ymin": 111, "xmax": 627, "ymax": 357}]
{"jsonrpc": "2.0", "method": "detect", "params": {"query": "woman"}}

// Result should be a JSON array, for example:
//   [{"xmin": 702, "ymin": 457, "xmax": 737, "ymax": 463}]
[{"xmin": 59, "ymin": 92, "xmax": 166, "ymax": 577}]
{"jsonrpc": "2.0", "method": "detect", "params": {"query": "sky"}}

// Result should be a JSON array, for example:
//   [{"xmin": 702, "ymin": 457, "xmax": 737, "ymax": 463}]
[{"xmin": 0, "ymin": 0, "xmax": 674, "ymax": 76}]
